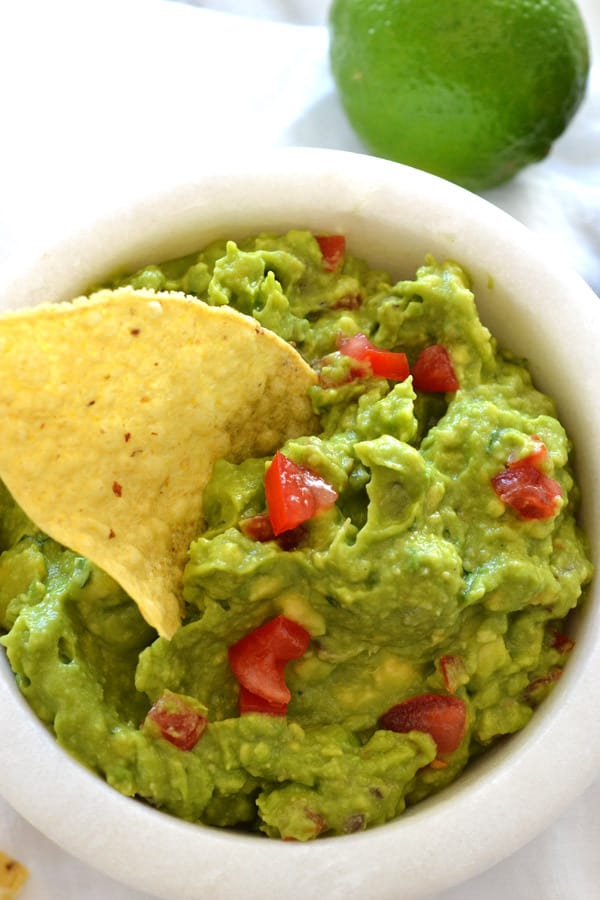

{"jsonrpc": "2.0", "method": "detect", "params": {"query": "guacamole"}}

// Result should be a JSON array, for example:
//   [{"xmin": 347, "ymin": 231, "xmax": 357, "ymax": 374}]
[{"xmin": 0, "ymin": 231, "xmax": 593, "ymax": 840}]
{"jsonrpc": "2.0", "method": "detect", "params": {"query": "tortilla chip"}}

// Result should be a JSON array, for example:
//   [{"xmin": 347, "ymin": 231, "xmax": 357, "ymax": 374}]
[
  {"xmin": 0, "ymin": 288, "xmax": 317, "ymax": 638},
  {"xmin": 0, "ymin": 851, "xmax": 28, "ymax": 899}
]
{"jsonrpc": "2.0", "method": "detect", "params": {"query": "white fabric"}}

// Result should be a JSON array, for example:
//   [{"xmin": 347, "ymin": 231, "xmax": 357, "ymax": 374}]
[{"xmin": 0, "ymin": 1, "xmax": 598, "ymax": 897}]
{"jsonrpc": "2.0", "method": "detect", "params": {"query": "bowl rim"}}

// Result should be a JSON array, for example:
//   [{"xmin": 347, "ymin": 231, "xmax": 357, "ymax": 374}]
[{"xmin": 0, "ymin": 147, "xmax": 598, "ymax": 900}]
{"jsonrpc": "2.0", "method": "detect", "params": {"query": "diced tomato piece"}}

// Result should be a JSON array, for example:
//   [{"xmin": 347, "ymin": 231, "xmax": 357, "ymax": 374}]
[
  {"xmin": 337, "ymin": 333, "xmax": 410, "ymax": 381},
  {"xmin": 492, "ymin": 463, "xmax": 562, "ymax": 519},
  {"xmin": 145, "ymin": 690, "xmax": 207, "ymax": 751},
  {"xmin": 336, "ymin": 332, "xmax": 369, "ymax": 357},
  {"xmin": 493, "ymin": 436, "xmax": 562, "ymax": 520},
  {"xmin": 265, "ymin": 451, "xmax": 338, "ymax": 536},
  {"xmin": 380, "ymin": 693, "xmax": 467, "ymax": 755},
  {"xmin": 551, "ymin": 632, "xmax": 575, "ymax": 653},
  {"xmin": 510, "ymin": 434, "xmax": 548, "ymax": 469},
  {"xmin": 316, "ymin": 234, "xmax": 346, "ymax": 272},
  {"xmin": 239, "ymin": 513, "xmax": 276, "ymax": 542},
  {"xmin": 228, "ymin": 615, "xmax": 311, "ymax": 709},
  {"xmin": 439, "ymin": 654, "xmax": 467, "ymax": 694},
  {"xmin": 259, "ymin": 616, "xmax": 310, "ymax": 659},
  {"xmin": 412, "ymin": 344, "xmax": 459, "ymax": 392},
  {"xmin": 331, "ymin": 293, "xmax": 361, "ymax": 310},
  {"xmin": 276, "ymin": 523, "xmax": 308, "ymax": 551},
  {"xmin": 238, "ymin": 685, "xmax": 289, "ymax": 717},
  {"xmin": 239, "ymin": 514, "xmax": 307, "ymax": 551}
]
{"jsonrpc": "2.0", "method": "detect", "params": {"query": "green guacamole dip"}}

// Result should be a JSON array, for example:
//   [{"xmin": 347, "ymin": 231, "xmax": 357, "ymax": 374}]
[{"xmin": 0, "ymin": 230, "xmax": 593, "ymax": 840}]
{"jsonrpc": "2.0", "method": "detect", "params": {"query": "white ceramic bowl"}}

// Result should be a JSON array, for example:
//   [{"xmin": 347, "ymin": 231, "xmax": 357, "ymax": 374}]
[{"xmin": 0, "ymin": 147, "xmax": 598, "ymax": 900}]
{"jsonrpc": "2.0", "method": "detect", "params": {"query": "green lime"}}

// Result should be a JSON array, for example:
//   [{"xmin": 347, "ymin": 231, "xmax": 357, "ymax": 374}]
[{"xmin": 329, "ymin": 0, "xmax": 590, "ymax": 191}]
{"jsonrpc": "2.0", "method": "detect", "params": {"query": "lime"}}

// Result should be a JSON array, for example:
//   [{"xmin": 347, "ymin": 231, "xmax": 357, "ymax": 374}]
[{"xmin": 329, "ymin": 0, "xmax": 590, "ymax": 191}]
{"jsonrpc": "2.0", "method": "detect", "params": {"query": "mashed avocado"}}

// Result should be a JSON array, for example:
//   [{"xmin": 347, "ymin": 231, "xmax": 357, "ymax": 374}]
[{"xmin": 0, "ymin": 230, "xmax": 593, "ymax": 840}]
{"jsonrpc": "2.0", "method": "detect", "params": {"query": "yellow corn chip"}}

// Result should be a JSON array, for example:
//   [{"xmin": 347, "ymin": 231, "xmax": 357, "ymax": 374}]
[
  {"xmin": 0, "ymin": 288, "xmax": 318, "ymax": 638},
  {"xmin": 0, "ymin": 851, "xmax": 28, "ymax": 899}
]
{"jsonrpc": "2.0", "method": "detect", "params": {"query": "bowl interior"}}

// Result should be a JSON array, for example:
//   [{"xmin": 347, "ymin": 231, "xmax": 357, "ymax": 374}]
[{"xmin": 0, "ymin": 148, "xmax": 598, "ymax": 900}]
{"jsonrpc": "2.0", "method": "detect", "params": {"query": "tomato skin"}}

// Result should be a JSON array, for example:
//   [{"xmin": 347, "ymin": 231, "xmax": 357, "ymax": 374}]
[
  {"xmin": 145, "ymin": 690, "xmax": 207, "ymax": 751},
  {"xmin": 331, "ymin": 292, "xmax": 361, "ymax": 310},
  {"xmin": 412, "ymin": 344, "xmax": 459, "ymax": 392},
  {"xmin": 509, "ymin": 434, "xmax": 547, "ymax": 469},
  {"xmin": 228, "ymin": 615, "xmax": 311, "ymax": 709},
  {"xmin": 238, "ymin": 685, "xmax": 289, "ymax": 717},
  {"xmin": 316, "ymin": 234, "xmax": 346, "ymax": 271},
  {"xmin": 239, "ymin": 513, "xmax": 308, "ymax": 550},
  {"xmin": 265, "ymin": 451, "xmax": 338, "ymax": 536},
  {"xmin": 337, "ymin": 333, "xmax": 410, "ymax": 381},
  {"xmin": 492, "ymin": 462, "xmax": 562, "ymax": 519},
  {"xmin": 551, "ymin": 631, "xmax": 575, "ymax": 653},
  {"xmin": 380, "ymin": 693, "xmax": 467, "ymax": 755},
  {"xmin": 336, "ymin": 333, "xmax": 373, "ymax": 360},
  {"xmin": 239, "ymin": 513, "xmax": 276, "ymax": 542}
]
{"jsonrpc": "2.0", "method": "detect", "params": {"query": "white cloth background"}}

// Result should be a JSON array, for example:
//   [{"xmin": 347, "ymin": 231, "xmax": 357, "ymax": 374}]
[{"xmin": 0, "ymin": 1, "xmax": 598, "ymax": 897}]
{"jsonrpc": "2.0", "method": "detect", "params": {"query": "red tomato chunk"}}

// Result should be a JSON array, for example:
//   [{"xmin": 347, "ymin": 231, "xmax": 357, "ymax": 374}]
[
  {"xmin": 265, "ymin": 451, "xmax": 338, "ymax": 536},
  {"xmin": 337, "ymin": 333, "xmax": 410, "ymax": 381},
  {"xmin": 511, "ymin": 434, "xmax": 547, "ymax": 468},
  {"xmin": 551, "ymin": 632, "xmax": 575, "ymax": 653},
  {"xmin": 239, "ymin": 513, "xmax": 276, "ymax": 542},
  {"xmin": 145, "ymin": 690, "xmax": 207, "ymax": 751},
  {"xmin": 380, "ymin": 693, "xmax": 467, "ymax": 755},
  {"xmin": 412, "ymin": 344, "xmax": 459, "ymax": 392},
  {"xmin": 238, "ymin": 685, "xmax": 289, "ymax": 717},
  {"xmin": 316, "ymin": 234, "xmax": 346, "ymax": 272},
  {"xmin": 228, "ymin": 615, "xmax": 311, "ymax": 715},
  {"xmin": 239, "ymin": 513, "xmax": 307, "ymax": 551},
  {"xmin": 492, "ymin": 440, "xmax": 562, "ymax": 520}
]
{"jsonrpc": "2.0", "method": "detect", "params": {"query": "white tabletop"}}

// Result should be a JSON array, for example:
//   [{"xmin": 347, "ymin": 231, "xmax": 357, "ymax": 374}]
[{"xmin": 0, "ymin": 2, "xmax": 599, "ymax": 898}]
